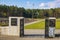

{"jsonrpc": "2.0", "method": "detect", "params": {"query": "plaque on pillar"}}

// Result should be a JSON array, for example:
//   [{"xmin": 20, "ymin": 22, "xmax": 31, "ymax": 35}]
[{"xmin": 11, "ymin": 18, "xmax": 17, "ymax": 26}]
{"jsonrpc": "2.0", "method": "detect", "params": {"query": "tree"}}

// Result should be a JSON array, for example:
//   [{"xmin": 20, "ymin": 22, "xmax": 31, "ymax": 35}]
[{"xmin": 0, "ymin": 5, "xmax": 60, "ymax": 18}]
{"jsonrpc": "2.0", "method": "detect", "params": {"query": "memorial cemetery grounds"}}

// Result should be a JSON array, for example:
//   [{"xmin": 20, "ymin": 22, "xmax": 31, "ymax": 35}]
[{"xmin": 25, "ymin": 18, "xmax": 60, "ymax": 29}]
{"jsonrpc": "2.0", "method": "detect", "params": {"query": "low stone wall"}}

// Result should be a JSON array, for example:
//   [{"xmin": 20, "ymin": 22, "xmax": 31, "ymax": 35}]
[
  {"xmin": 0, "ymin": 27, "xmax": 9, "ymax": 35},
  {"xmin": 0, "ymin": 26, "xmax": 20, "ymax": 36}
]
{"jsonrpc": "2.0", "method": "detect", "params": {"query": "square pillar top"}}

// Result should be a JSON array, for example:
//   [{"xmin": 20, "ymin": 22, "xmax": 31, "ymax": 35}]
[
  {"xmin": 49, "ymin": 17, "xmax": 56, "ymax": 19},
  {"xmin": 9, "ymin": 17, "xmax": 24, "ymax": 19}
]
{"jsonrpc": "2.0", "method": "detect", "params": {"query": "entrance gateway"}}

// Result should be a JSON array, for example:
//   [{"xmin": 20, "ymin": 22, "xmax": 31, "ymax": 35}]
[{"xmin": 0, "ymin": 17, "xmax": 56, "ymax": 38}]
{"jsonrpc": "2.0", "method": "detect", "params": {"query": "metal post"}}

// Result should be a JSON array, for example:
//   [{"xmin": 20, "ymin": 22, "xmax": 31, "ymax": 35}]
[
  {"xmin": 45, "ymin": 18, "xmax": 49, "ymax": 38},
  {"xmin": 20, "ymin": 17, "xmax": 24, "ymax": 37}
]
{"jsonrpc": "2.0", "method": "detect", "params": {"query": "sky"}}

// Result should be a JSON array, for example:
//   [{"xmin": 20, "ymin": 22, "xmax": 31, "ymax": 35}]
[{"xmin": 0, "ymin": 0, "xmax": 60, "ymax": 9}]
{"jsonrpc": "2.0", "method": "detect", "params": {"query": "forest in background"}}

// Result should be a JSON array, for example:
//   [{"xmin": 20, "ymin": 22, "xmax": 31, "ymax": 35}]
[{"xmin": 0, "ymin": 5, "xmax": 60, "ymax": 18}]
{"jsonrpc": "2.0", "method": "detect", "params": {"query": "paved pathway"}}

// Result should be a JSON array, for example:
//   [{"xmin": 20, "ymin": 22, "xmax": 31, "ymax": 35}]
[
  {"xmin": 0, "ymin": 35, "xmax": 60, "ymax": 40},
  {"xmin": 24, "ymin": 29, "xmax": 60, "ymax": 34},
  {"xmin": 0, "ymin": 29, "xmax": 60, "ymax": 40}
]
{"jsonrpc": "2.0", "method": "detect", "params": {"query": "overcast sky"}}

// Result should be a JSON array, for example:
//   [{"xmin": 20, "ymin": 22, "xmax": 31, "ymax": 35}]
[{"xmin": 0, "ymin": 0, "xmax": 60, "ymax": 9}]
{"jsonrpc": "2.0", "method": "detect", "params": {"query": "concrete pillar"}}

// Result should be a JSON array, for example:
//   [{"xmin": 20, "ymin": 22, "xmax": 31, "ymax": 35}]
[
  {"xmin": 8, "ymin": 17, "xmax": 24, "ymax": 37},
  {"xmin": 45, "ymin": 17, "xmax": 56, "ymax": 38}
]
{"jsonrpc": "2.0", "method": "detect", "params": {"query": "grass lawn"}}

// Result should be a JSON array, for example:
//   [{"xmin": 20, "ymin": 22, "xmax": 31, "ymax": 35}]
[
  {"xmin": 25, "ymin": 19, "xmax": 60, "ymax": 29},
  {"xmin": 56, "ymin": 19, "xmax": 60, "ymax": 29},
  {"xmin": 25, "ymin": 21, "xmax": 45, "ymax": 29}
]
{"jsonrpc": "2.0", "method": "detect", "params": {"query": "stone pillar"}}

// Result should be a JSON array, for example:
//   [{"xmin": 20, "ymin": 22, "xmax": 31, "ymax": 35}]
[
  {"xmin": 8, "ymin": 17, "xmax": 21, "ymax": 36},
  {"xmin": 45, "ymin": 17, "xmax": 56, "ymax": 38}
]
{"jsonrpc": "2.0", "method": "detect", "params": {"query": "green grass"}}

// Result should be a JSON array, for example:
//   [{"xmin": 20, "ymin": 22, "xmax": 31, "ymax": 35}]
[
  {"xmin": 25, "ymin": 19, "xmax": 60, "ymax": 29},
  {"xmin": 56, "ymin": 19, "xmax": 60, "ymax": 29},
  {"xmin": 25, "ymin": 21, "xmax": 45, "ymax": 29},
  {"xmin": 0, "ymin": 23, "xmax": 8, "ymax": 26}
]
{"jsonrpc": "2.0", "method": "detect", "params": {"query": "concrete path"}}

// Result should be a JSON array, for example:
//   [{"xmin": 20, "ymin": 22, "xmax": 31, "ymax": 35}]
[
  {"xmin": 0, "ymin": 35, "xmax": 60, "ymax": 40},
  {"xmin": 24, "ymin": 29, "xmax": 45, "ymax": 34},
  {"xmin": 24, "ymin": 29, "xmax": 60, "ymax": 34},
  {"xmin": 0, "ymin": 29, "xmax": 60, "ymax": 40}
]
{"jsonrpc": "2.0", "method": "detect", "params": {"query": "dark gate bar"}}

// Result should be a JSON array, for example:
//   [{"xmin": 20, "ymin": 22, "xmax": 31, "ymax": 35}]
[
  {"xmin": 20, "ymin": 18, "xmax": 24, "ymax": 37},
  {"xmin": 45, "ymin": 18, "xmax": 49, "ymax": 38}
]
